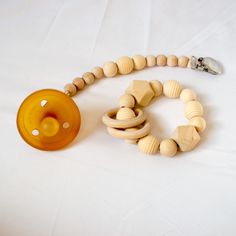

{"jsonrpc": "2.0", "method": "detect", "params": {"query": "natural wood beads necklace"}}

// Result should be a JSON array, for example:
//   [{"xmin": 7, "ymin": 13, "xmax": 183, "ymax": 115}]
[{"xmin": 17, "ymin": 55, "xmax": 222, "ymax": 152}]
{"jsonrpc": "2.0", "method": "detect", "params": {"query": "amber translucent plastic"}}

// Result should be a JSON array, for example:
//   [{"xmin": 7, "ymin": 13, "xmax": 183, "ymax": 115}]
[{"xmin": 17, "ymin": 89, "xmax": 81, "ymax": 150}]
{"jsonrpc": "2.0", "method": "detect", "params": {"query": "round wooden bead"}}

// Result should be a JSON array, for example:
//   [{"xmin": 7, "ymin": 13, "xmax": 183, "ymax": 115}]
[
  {"xmin": 150, "ymin": 80, "xmax": 163, "ymax": 97},
  {"xmin": 160, "ymin": 139, "xmax": 178, "ymax": 157},
  {"xmin": 163, "ymin": 80, "xmax": 182, "ymax": 98},
  {"xmin": 82, "ymin": 72, "xmax": 95, "ymax": 85},
  {"xmin": 103, "ymin": 61, "xmax": 118, "ymax": 77},
  {"xmin": 180, "ymin": 89, "xmax": 197, "ymax": 103},
  {"xmin": 92, "ymin": 67, "xmax": 104, "ymax": 79},
  {"xmin": 138, "ymin": 135, "xmax": 160, "ymax": 154},
  {"xmin": 132, "ymin": 55, "xmax": 146, "ymax": 70},
  {"xmin": 146, "ymin": 55, "xmax": 156, "ymax": 67},
  {"xmin": 64, "ymin": 83, "xmax": 77, "ymax": 96},
  {"xmin": 189, "ymin": 116, "xmax": 206, "ymax": 133},
  {"xmin": 116, "ymin": 56, "xmax": 134, "ymax": 75},
  {"xmin": 116, "ymin": 107, "xmax": 136, "ymax": 120},
  {"xmin": 167, "ymin": 55, "xmax": 178, "ymax": 67},
  {"xmin": 156, "ymin": 55, "xmax": 167, "ymax": 66},
  {"xmin": 184, "ymin": 101, "xmax": 204, "ymax": 120},
  {"xmin": 125, "ymin": 128, "xmax": 139, "ymax": 144},
  {"xmin": 178, "ymin": 56, "xmax": 189, "ymax": 68},
  {"xmin": 73, "ymin": 77, "xmax": 85, "ymax": 90},
  {"xmin": 119, "ymin": 94, "xmax": 135, "ymax": 108}
]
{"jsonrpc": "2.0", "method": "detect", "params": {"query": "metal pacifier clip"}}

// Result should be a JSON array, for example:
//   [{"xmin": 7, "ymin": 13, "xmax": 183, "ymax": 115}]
[{"xmin": 17, "ymin": 55, "xmax": 222, "ymax": 154}]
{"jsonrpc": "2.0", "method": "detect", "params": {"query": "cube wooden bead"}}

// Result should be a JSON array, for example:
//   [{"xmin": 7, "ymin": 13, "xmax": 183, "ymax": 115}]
[
  {"xmin": 163, "ymin": 80, "xmax": 182, "ymax": 98},
  {"xmin": 180, "ymin": 89, "xmax": 197, "ymax": 103},
  {"xmin": 64, "ymin": 83, "xmax": 77, "ymax": 96},
  {"xmin": 178, "ymin": 56, "xmax": 189, "ymax": 68},
  {"xmin": 92, "ymin": 67, "xmax": 104, "ymax": 79},
  {"xmin": 138, "ymin": 135, "xmax": 160, "ymax": 154},
  {"xmin": 126, "ymin": 80, "xmax": 154, "ymax": 106},
  {"xmin": 116, "ymin": 56, "xmax": 134, "ymax": 75},
  {"xmin": 82, "ymin": 72, "xmax": 95, "ymax": 85},
  {"xmin": 184, "ymin": 101, "xmax": 204, "ymax": 120},
  {"xmin": 172, "ymin": 125, "xmax": 200, "ymax": 152},
  {"xmin": 167, "ymin": 55, "xmax": 178, "ymax": 67},
  {"xmin": 132, "ymin": 55, "xmax": 146, "ymax": 70},
  {"xmin": 119, "ymin": 94, "xmax": 135, "ymax": 108},
  {"xmin": 150, "ymin": 80, "xmax": 163, "ymax": 97},
  {"xmin": 160, "ymin": 139, "xmax": 178, "ymax": 157},
  {"xmin": 146, "ymin": 55, "xmax": 156, "ymax": 67},
  {"xmin": 73, "ymin": 77, "xmax": 85, "ymax": 90},
  {"xmin": 103, "ymin": 61, "xmax": 118, "ymax": 77},
  {"xmin": 116, "ymin": 107, "xmax": 136, "ymax": 120},
  {"xmin": 189, "ymin": 116, "xmax": 206, "ymax": 133},
  {"xmin": 156, "ymin": 55, "xmax": 167, "ymax": 66}
]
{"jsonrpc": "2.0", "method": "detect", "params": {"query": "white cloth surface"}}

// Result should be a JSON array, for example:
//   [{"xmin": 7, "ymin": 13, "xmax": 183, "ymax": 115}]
[{"xmin": 1, "ymin": 0, "xmax": 236, "ymax": 235}]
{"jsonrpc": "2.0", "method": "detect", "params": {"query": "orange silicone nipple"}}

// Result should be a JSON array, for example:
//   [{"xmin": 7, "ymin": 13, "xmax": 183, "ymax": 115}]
[{"xmin": 17, "ymin": 89, "xmax": 81, "ymax": 150}]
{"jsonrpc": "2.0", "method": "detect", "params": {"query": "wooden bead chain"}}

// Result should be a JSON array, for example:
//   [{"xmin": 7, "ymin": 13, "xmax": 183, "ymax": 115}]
[
  {"xmin": 102, "ymin": 80, "xmax": 206, "ymax": 156},
  {"xmin": 17, "ymin": 54, "xmax": 222, "ymax": 151}
]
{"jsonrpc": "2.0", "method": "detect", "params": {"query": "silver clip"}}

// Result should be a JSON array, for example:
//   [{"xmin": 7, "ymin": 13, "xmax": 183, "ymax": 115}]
[{"xmin": 189, "ymin": 56, "xmax": 223, "ymax": 75}]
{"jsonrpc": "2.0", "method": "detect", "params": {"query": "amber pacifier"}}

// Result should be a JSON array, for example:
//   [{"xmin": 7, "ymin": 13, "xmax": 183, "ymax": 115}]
[{"xmin": 17, "ymin": 89, "xmax": 81, "ymax": 150}]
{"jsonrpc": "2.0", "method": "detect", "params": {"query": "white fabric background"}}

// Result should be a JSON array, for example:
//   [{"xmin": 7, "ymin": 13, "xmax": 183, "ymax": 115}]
[{"xmin": 1, "ymin": 0, "xmax": 236, "ymax": 235}]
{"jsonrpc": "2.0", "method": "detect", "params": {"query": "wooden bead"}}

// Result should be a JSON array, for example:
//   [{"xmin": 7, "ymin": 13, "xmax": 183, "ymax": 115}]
[
  {"xmin": 180, "ymin": 89, "xmax": 197, "ymax": 103},
  {"xmin": 167, "ymin": 55, "xmax": 178, "ymax": 67},
  {"xmin": 103, "ymin": 61, "xmax": 118, "ymax": 77},
  {"xmin": 146, "ymin": 55, "xmax": 156, "ymax": 67},
  {"xmin": 172, "ymin": 125, "xmax": 200, "ymax": 152},
  {"xmin": 138, "ymin": 135, "xmax": 160, "ymax": 154},
  {"xmin": 116, "ymin": 56, "xmax": 134, "ymax": 75},
  {"xmin": 73, "ymin": 77, "xmax": 85, "ymax": 90},
  {"xmin": 156, "ymin": 55, "xmax": 167, "ymax": 66},
  {"xmin": 126, "ymin": 80, "xmax": 154, "ymax": 106},
  {"xmin": 189, "ymin": 116, "xmax": 206, "ymax": 133},
  {"xmin": 150, "ymin": 80, "xmax": 163, "ymax": 97},
  {"xmin": 64, "ymin": 83, "xmax": 77, "ymax": 96},
  {"xmin": 160, "ymin": 139, "xmax": 178, "ymax": 157},
  {"xmin": 163, "ymin": 80, "xmax": 182, "ymax": 98},
  {"xmin": 116, "ymin": 107, "xmax": 136, "ymax": 120},
  {"xmin": 92, "ymin": 67, "xmax": 104, "ymax": 79},
  {"xmin": 184, "ymin": 101, "xmax": 204, "ymax": 120},
  {"xmin": 82, "ymin": 72, "xmax": 95, "ymax": 85},
  {"xmin": 119, "ymin": 94, "xmax": 135, "ymax": 108},
  {"xmin": 178, "ymin": 56, "xmax": 189, "ymax": 68},
  {"xmin": 125, "ymin": 128, "xmax": 139, "ymax": 144},
  {"xmin": 132, "ymin": 55, "xmax": 146, "ymax": 70}
]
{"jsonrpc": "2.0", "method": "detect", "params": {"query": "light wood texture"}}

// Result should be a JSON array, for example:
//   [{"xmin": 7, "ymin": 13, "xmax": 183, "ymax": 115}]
[
  {"xmin": 102, "ymin": 108, "xmax": 147, "ymax": 129},
  {"xmin": 125, "ymin": 128, "xmax": 139, "ymax": 144},
  {"xmin": 167, "ymin": 55, "xmax": 178, "ymax": 67},
  {"xmin": 132, "ymin": 55, "xmax": 146, "ymax": 70},
  {"xmin": 138, "ymin": 135, "xmax": 160, "ymax": 154},
  {"xmin": 150, "ymin": 80, "xmax": 163, "ymax": 97},
  {"xmin": 82, "ymin": 72, "xmax": 95, "ymax": 85},
  {"xmin": 72, "ymin": 77, "xmax": 85, "ymax": 90},
  {"xmin": 116, "ymin": 56, "xmax": 134, "ymax": 75},
  {"xmin": 160, "ymin": 139, "xmax": 178, "ymax": 157},
  {"xmin": 178, "ymin": 56, "xmax": 189, "ymax": 68},
  {"xmin": 119, "ymin": 94, "xmax": 135, "ymax": 108},
  {"xmin": 172, "ymin": 125, "xmax": 200, "ymax": 152},
  {"xmin": 116, "ymin": 107, "xmax": 136, "ymax": 120},
  {"xmin": 184, "ymin": 101, "xmax": 204, "ymax": 119},
  {"xmin": 156, "ymin": 55, "xmax": 167, "ymax": 66},
  {"xmin": 92, "ymin": 67, "xmax": 104, "ymax": 79},
  {"xmin": 103, "ymin": 61, "xmax": 118, "ymax": 77},
  {"xmin": 64, "ymin": 83, "xmax": 77, "ymax": 96},
  {"xmin": 146, "ymin": 55, "xmax": 156, "ymax": 67},
  {"xmin": 107, "ymin": 121, "xmax": 151, "ymax": 140},
  {"xmin": 163, "ymin": 80, "xmax": 182, "ymax": 98},
  {"xmin": 180, "ymin": 89, "xmax": 197, "ymax": 103},
  {"xmin": 189, "ymin": 116, "xmax": 206, "ymax": 133},
  {"xmin": 126, "ymin": 80, "xmax": 154, "ymax": 106}
]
